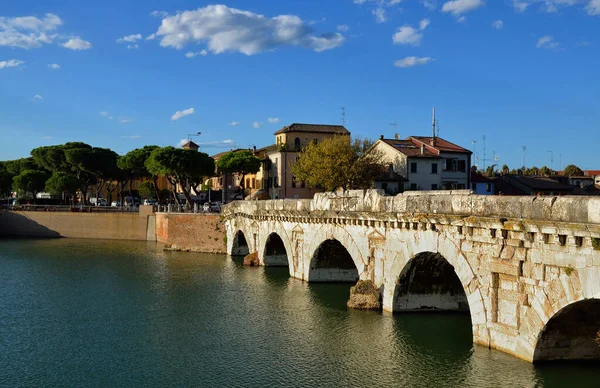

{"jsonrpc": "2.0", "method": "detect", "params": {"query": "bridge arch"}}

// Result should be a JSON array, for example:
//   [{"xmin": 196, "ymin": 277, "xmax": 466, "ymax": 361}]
[
  {"xmin": 308, "ymin": 239, "xmax": 359, "ymax": 283},
  {"xmin": 262, "ymin": 232, "xmax": 290, "ymax": 267},
  {"xmin": 533, "ymin": 298, "xmax": 600, "ymax": 362},
  {"xmin": 230, "ymin": 229, "xmax": 250, "ymax": 256},
  {"xmin": 383, "ymin": 231, "xmax": 488, "ymax": 346},
  {"xmin": 304, "ymin": 224, "xmax": 367, "ymax": 282},
  {"xmin": 393, "ymin": 251, "xmax": 469, "ymax": 312}
]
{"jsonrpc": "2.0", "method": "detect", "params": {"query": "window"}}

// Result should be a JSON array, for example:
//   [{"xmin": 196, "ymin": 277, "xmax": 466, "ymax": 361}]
[
  {"xmin": 294, "ymin": 137, "xmax": 301, "ymax": 151},
  {"xmin": 431, "ymin": 163, "xmax": 438, "ymax": 174},
  {"xmin": 382, "ymin": 183, "xmax": 388, "ymax": 191},
  {"xmin": 457, "ymin": 184, "xmax": 465, "ymax": 189},
  {"xmin": 246, "ymin": 179, "xmax": 250, "ymax": 188},
  {"xmin": 410, "ymin": 183, "xmax": 417, "ymax": 190},
  {"xmin": 252, "ymin": 178, "xmax": 256, "ymax": 189},
  {"xmin": 431, "ymin": 184, "xmax": 438, "ymax": 190},
  {"xmin": 472, "ymin": 183, "xmax": 477, "ymax": 191},
  {"xmin": 486, "ymin": 183, "xmax": 492, "ymax": 192},
  {"xmin": 292, "ymin": 176, "xmax": 297, "ymax": 188},
  {"xmin": 458, "ymin": 160, "xmax": 466, "ymax": 172},
  {"xmin": 445, "ymin": 159, "xmax": 457, "ymax": 171},
  {"xmin": 410, "ymin": 162, "xmax": 417, "ymax": 173}
]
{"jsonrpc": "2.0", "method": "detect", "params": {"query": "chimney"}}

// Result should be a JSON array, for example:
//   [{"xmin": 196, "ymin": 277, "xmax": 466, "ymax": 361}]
[
  {"xmin": 379, "ymin": 135, "xmax": 384, "ymax": 140},
  {"xmin": 421, "ymin": 144, "xmax": 425, "ymax": 155},
  {"xmin": 395, "ymin": 133, "xmax": 400, "ymax": 140},
  {"xmin": 253, "ymin": 145, "xmax": 257, "ymax": 153},
  {"xmin": 430, "ymin": 137, "xmax": 436, "ymax": 147}
]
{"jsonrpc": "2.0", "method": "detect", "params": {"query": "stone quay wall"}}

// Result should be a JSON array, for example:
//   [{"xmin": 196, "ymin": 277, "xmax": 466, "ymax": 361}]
[
  {"xmin": 0, "ymin": 206, "xmax": 156, "ymax": 241},
  {"xmin": 155, "ymin": 212, "xmax": 226, "ymax": 254}
]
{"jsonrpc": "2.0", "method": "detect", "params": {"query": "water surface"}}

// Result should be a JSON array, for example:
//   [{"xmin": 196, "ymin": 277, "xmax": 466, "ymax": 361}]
[{"xmin": 0, "ymin": 239, "xmax": 597, "ymax": 387}]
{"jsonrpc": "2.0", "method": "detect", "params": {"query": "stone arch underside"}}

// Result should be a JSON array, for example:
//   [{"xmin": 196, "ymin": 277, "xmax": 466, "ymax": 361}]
[
  {"xmin": 533, "ymin": 298, "xmax": 600, "ymax": 362},
  {"xmin": 231, "ymin": 229, "xmax": 249, "ymax": 256},
  {"xmin": 393, "ymin": 252, "xmax": 470, "ymax": 313},
  {"xmin": 263, "ymin": 233, "xmax": 289, "ymax": 267},
  {"xmin": 308, "ymin": 239, "xmax": 359, "ymax": 283}
]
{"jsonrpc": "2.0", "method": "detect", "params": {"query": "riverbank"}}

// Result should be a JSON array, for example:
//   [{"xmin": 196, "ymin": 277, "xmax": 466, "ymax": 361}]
[{"xmin": 0, "ymin": 207, "xmax": 227, "ymax": 254}]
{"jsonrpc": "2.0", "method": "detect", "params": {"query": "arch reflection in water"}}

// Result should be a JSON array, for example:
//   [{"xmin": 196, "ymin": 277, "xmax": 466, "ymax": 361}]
[{"xmin": 308, "ymin": 239, "xmax": 359, "ymax": 283}]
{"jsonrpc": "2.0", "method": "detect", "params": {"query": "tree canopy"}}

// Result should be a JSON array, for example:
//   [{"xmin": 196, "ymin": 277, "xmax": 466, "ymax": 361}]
[
  {"xmin": 45, "ymin": 172, "xmax": 81, "ymax": 196},
  {"xmin": 217, "ymin": 150, "xmax": 261, "ymax": 190},
  {"xmin": 145, "ymin": 147, "xmax": 215, "ymax": 206},
  {"xmin": 12, "ymin": 169, "xmax": 49, "ymax": 198},
  {"xmin": 563, "ymin": 164, "xmax": 584, "ymax": 177},
  {"xmin": 291, "ymin": 136, "xmax": 385, "ymax": 191}
]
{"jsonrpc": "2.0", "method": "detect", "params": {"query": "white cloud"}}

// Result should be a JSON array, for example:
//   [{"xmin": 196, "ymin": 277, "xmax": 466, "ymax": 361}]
[
  {"xmin": 146, "ymin": 33, "xmax": 156, "ymax": 40},
  {"xmin": 537, "ymin": 35, "xmax": 560, "ymax": 49},
  {"xmin": 116, "ymin": 34, "xmax": 142, "ymax": 43},
  {"xmin": 62, "ymin": 36, "xmax": 92, "ymax": 50},
  {"xmin": 492, "ymin": 20, "xmax": 503, "ymax": 29},
  {"xmin": 252, "ymin": 122, "xmax": 263, "ymax": 129},
  {"xmin": 267, "ymin": 118, "xmax": 280, "ymax": 124},
  {"xmin": 442, "ymin": 0, "xmax": 484, "ymax": 16},
  {"xmin": 393, "ymin": 19, "xmax": 429, "ymax": 46},
  {"xmin": 32, "ymin": 94, "xmax": 43, "ymax": 101},
  {"xmin": 176, "ymin": 138, "xmax": 188, "ymax": 147},
  {"xmin": 394, "ymin": 56, "xmax": 434, "ymax": 68},
  {"xmin": 421, "ymin": 0, "xmax": 437, "ymax": 10},
  {"xmin": 151, "ymin": 5, "xmax": 345, "ymax": 55},
  {"xmin": 228, "ymin": 121, "xmax": 240, "ymax": 126},
  {"xmin": 41, "ymin": 136, "xmax": 52, "ymax": 140},
  {"xmin": 457, "ymin": 16, "xmax": 467, "ymax": 22},
  {"xmin": 185, "ymin": 50, "xmax": 208, "ymax": 58},
  {"xmin": 586, "ymin": 0, "xmax": 600, "ymax": 14},
  {"xmin": 0, "ymin": 13, "xmax": 61, "ymax": 49},
  {"xmin": 198, "ymin": 139, "xmax": 236, "ymax": 148},
  {"xmin": 0, "ymin": 59, "xmax": 24, "ymax": 69},
  {"xmin": 373, "ymin": 8, "xmax": 388, "ymax": 23},
  {"xmin": 510, "ymin": 0, "xmax": 599, "ymax": 15},
  {"xmin": 150, "ymin": 11, "xmax": 169, "ymax": 18},
  {"xmin": 121, "ymin": 135, "xmax": 142, "ymax": 139},
  {"xmin": 119, "ymin": 118, "xmax": 134, "ymax": 123},
  {"xmin": 337, "ymin": 24, "xmax": 350, "ymax": 32},
  {"xmin": 99, "ymin": 111, "xmax": 110, "ymax": 117},
  {"xmin": 171, "ymin": 107, "xmax": 194, "ymax": 121},
  {"xmin": 47, "ymin": 63, "xmax": 60, "ymax": 69},
  {"xmin": 126, "ymin": 44, "xmax": 139, "ymax": 49}
]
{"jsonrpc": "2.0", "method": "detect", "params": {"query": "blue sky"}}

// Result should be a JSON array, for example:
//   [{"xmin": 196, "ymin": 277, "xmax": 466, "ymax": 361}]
[{"xmin": 1, "ymin": 0, "xmax": 599, "ymax": 170}]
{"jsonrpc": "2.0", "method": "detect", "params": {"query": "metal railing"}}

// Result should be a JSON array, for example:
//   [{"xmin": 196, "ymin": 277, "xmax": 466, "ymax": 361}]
[
  {"xmin": 157, "ymin": 203, "xmax": 221, "ymax": 214},
  {"xmin": 6, "ymin": 204, "xmax": 139, "ymax": 213}
]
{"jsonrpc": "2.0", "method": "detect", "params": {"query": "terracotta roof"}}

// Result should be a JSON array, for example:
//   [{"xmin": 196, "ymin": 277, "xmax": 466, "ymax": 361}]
[
  {"xmin": 408, "ymin": 136, "xmax": 472, "ymax": 154},
  {"xmin": 584, "ymin": 170, "xmax": 600, "ymax": 177},
  {"xmin": 210, "ymin": 148, "xmax": 246, "ymax": 160},
  {"xmin": 379, "ymin": 139, "xmax": 441, "ymax": 159},
  {"xmin": 181, "ymin": 140, "xmax": 199, "ymax": 149},
  {"xmin": 274, "ymin": 123, "xmax": 350, "ymax": 135}
]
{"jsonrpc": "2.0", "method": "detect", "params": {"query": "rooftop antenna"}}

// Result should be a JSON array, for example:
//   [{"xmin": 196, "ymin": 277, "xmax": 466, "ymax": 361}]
[
  {"xmin": 472, "ymin": 140, "xmax": 478, "ymax": 166},
  {"xmin": 432, "ymin": 107, "xmax": 436, "ymax": 139},
  {"xmin": 390, "ymin": 122, "xmax": 399, "ymax": 139},
  {"xmin": 547, "ymin": 150, "xmax": 554, "ymax": 171},
  {"xmin": 340, "ymin": 107, "xmax": 347, "ymax": 126},
  {"xmin": 522, "ymin": 146, "xmax": 527, "ymax": 170},
  {"xmin": 482, "ymin": 135, "xmax": 487, "ymax": 170}
]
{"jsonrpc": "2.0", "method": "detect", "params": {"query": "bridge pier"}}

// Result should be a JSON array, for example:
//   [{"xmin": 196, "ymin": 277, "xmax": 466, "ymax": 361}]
[{"xmin": 224, "ymin": 190, "xmax": 600, "ymax": 363}]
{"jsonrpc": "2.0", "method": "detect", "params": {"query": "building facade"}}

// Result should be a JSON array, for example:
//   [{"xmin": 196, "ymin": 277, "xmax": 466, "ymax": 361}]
[{"xmin": 373, "ymin": 135, "xmax": 471, "ymax": 191}]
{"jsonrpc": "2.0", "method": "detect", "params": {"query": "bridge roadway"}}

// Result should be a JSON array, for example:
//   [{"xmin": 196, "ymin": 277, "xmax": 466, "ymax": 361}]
[{"xmin": 223, "ymin": 190, "xmax": 600, "ymax": 363}]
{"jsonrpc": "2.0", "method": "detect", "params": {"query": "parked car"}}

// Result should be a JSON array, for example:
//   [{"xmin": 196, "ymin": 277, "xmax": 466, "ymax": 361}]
[
  {"xmin": 202, "ymin": 202, "xmax": 221, "ymax": 212},
  {"xmin": 89, "ymin": 197, "xmax": 107, "ymax": 206},
  {"xmin": 111, "ymin": 201, "xmax": 120, "ymax": 207},
  {"xmin": 143, "ymin": 199, "xmax": 157, "ymax": 206}
]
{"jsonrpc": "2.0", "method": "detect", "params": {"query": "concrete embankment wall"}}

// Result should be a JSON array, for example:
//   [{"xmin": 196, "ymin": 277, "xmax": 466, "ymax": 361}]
[
  {"xmin": 156, "ymin": 213, "xmax": 226, "ymax": 254},
  {"xmin": 0, "ymin": 207, "xmax": 155, "ymax": 241}
]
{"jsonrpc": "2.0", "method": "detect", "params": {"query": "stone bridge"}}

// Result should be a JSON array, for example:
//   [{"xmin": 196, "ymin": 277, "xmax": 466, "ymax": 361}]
[{"xmin": 222, "ymin": 190, "xmax": 600, "ymax": 363}]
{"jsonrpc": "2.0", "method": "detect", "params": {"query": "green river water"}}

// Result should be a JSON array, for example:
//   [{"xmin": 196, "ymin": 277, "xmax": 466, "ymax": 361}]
[{"xmin": 0, "ymin": 239, "xmax": 598, "ymax": 387}]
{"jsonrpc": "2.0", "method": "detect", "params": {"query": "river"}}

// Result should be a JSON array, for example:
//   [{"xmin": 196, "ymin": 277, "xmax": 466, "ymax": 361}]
[{"xmin": 0, "ymin": 239, "xmax": 598, "ymax": 387}]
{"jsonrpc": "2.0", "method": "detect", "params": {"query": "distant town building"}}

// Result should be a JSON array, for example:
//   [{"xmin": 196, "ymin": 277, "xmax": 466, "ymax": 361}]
[
  {"xmin": 372, "ymin": 135, "xmax": 471, "ymax": 191},
  {"xmin": 495, "ymin": 175, "xmax": 573, "ymax": 196},
  {"xmin": 264, "ymin": 123, "xmax": 350, "ymax": 199},
  {"xmin": 471, "ymin": 171, "xmax": 495, "ymax": 195},
  {"xmin": 374, "ymin": 163, "xmax": 408, "ymax": 195}
]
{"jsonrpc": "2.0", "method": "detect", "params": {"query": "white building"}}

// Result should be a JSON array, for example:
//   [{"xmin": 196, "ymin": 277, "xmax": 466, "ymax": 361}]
[{"xmin": 373, "ymin": 135, "xmax": 472, "ymax": 191}]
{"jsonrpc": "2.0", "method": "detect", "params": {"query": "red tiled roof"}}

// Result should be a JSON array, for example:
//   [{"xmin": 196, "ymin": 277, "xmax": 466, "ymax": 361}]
[
  {"xmin": 274, "ymin": 123, "xmax": 350, "ymax": 135},
  {"xmin": 380, "ymin": 139, "xmax": 441, "ymax": 158},
  {"xmin": 585, "ymin": 170, "xmax": 600, "ymax": 177},
  {"xmin": 408, "ymin": 136, "xmax": 472, "ymax": 154}
]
